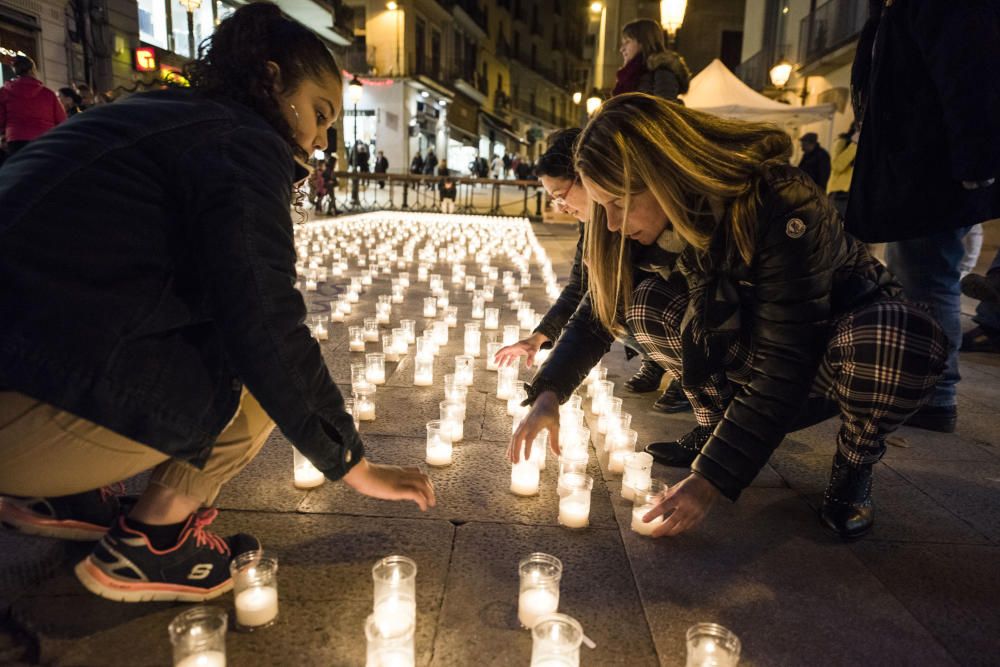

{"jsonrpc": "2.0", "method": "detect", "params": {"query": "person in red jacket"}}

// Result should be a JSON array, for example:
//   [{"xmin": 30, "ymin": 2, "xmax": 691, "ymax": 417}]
[{"xmin": 0, "ymin": 55, "xmax": 66, "ymax": 156}]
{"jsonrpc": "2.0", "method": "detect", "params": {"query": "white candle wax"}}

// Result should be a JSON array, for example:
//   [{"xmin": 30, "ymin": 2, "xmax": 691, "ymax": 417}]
[
  {"xmin": 376, "ymin": 312, "xmax": 390, "ymax": 324},
  {"xmin": 235, "ymin": 585, "xmax": 278, "ymax": 628},
  {"xmin": 305, "ymin": 280, "xmax": 317, "ymax": 291},
  {"xmin": 350, "ymin": 341, "xmax": 366, "ymax": 352},
  {"xmin": 175, "ymin": 650, "xmax": 227, "ymax": 667},
  {"xmin": 413, "ymin": 369, "xmax": 433, "ymax": 386},
  {"xmin": 331, "ymin": 310, "xmax": 345, "ymax": 322},
  {"xmin": 631, "ymin": 507, "xmax": 665, "ymax": 536},
  {"xmin": 426, "ymin": 439, "xmax": 453, "ymax": 466},
  {"xmin": 608, "ymin": 450, "xmax": 628, "ymax": 474},
  {"xmin": 364, "ymin": 331, "xmax": 380, "ymax": 343},
  {"xmin": 358, "ymin": 401, "xmax": 376, "ymax": 421},
  {"xmin": 314, "ymin": 325, "xmax": 329, "ymax": 341},
  {"xmin": 558, "ymin": 498, "xmax": 590, "ymax": 529},
  {"xmin": 510, "ymin": 462, "xmax": 540, "ymax": 496},
  {"xmin": 367, "ymin": 369, "xmax": 386, "ymax": 385},
  {"xmin": 517, "ymin": 587, "xmax": 558, "ymax": 629},
  {"xmin": 373, "ymin": 594, "xmax": 416, "ymax": 636},
  {"xmin": 293, "ymin": 463, "xmax": 325, "ymax": 489}
]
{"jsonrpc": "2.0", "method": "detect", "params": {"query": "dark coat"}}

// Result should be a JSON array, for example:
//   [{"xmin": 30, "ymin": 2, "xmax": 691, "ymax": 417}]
[
  {"xmin": 533, "ymin": 223, "xmax": 587, "ymax": 344},
  {"xmin": 374, "ymin": 155, "xmax": 389, "ymax": 173},
  {"xmin": 798, "ymin": 145, "xmax": 831, "ymax": 191},
  {"xmin": 0, "ymin": 89, "xmax": 363, "ymax": 479},
  {"xmin": 528, "ymin": 165, "xmax": 899, "ymax": 501},
  {"xmin": 635, "ymin": 51, "xmax": 691, "ymax": 102},
  {"xmin": 846, "ymin": 0, "xmax": 1000, "ymax": 242}
]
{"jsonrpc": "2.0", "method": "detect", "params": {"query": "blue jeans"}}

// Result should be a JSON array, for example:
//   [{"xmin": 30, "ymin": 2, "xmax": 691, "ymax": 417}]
[
  {"xmin": 885, "ymin": 227, "xmax": 970, "ymax": 407},
  {"xmin": 973, "ymin": 248, "xmax": 1000, "ymax": 330}
]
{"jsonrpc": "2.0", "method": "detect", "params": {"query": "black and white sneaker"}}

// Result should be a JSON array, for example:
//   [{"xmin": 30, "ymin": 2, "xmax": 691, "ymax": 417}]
[
  {"xmin": 0, "ymin": 485, "xmax": 134, "ymax": 541},
  {"xmin": 74, "ymin": 508, "xmax": 260, "ymax": 603}
]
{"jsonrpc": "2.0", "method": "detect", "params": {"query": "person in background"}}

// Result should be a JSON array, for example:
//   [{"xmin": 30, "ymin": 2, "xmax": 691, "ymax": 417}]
[
  {"xmin": 322, "ymin": 155, "xmax": 339, "ymax": 215},
  {"xmin": 960, "ymin": 247, "xmax": 1000, "ymax": 353},
  {"xmin": 410, "ymin": 151, "xmax": 424, "ymax": 175},
  {"xmin": 490, "ymin": 153, "xmax": 504, "ymax": 179},
  {"xmin": 309, "ymin": 158, "xmax": 328, "ymax": 210},
  {"xmin": 614, "ymin": 18, "xmax": 691, "ymax": 102},
  {"xmin": 438, "ymin": 159, "xmax": 457, "ymax": 214},
  {"xmin": 0, "ymin": 3, "xmax": 434, "ymax": 604},
  {"xmin": 827, "ymin": 122, "xmax": 858, "ymax": 220},
  {"xmin": 374, "ymin": 149, "xmax": 388, "ymax": 188},
  {"xmin": 0, "ymin": 55, "xmax": 66, "ymax": 157},
  {"xmin": 846, "ymin": 1, "xmax": 1000, "ymax": 433},
  {"xmin": 503, "ymin": 152, "xmax": 512, "ymax": 179},
  {"xmin": 58, "ymin": 87, "xmax": 84, "ymax": 117},
  {"xmin": 75, "ymin": 83, "xmax": 95, "ymax": 110},
  {"xmin": 797, "ymin": 132, "xmax": 831, "ymax": 191}
]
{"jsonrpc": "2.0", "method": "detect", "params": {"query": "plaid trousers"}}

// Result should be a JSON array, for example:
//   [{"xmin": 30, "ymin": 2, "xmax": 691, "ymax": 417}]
[{"xmin": 626, "ymin": 276, "xmax": 947, "ymax": 465}]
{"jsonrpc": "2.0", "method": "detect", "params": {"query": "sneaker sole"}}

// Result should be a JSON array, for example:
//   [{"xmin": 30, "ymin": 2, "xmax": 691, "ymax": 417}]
[
  {"xmin": 0, "ymin": 499, "xmax": 108, "ymax": 541},
  {"xmin": 74, "ymin": 556, "xmax": 233, "ymax": 603}
]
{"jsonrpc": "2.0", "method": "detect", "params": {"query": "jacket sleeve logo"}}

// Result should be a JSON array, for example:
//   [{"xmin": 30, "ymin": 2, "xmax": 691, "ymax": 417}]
[{"xmin": 785, "ymin": 218, "xmax": 807, "ymax": 239}]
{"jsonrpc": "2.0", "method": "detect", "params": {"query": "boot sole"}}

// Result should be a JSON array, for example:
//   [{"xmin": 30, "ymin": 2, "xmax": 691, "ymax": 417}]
[
  {"xmin": 0, "ymin": 499, "xmax": 107, "ymax": 541},
  {"xmin": 74, "ymin": 557, "xmax": 233, "ymax": 603},
  {"xmin": 819, "ymin": 511, "xmax": 874, "ymax": 541}
]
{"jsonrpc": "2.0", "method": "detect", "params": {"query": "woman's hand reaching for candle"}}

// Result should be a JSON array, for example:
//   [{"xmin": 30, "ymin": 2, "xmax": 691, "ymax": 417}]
[
  {"xmin": 644, "ymin": 473, "xmax": 719, "ymax": 536},
  {"xmin": 495, "ymin": 332, "xmax": 549, "ymax": 368},
  {"xmin": 508, "ymin": 390, "xmax": 560, "ymax": 463},
  {"xmin": 343, "ymin": 458, "xmax": 437, "ymax": 511}
]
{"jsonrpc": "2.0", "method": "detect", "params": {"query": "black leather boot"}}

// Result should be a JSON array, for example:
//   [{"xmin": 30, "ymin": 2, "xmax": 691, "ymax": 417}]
[
  {"xmin": 644, "ymin": 425, "xmax": 713, "ymax": 467},
  {"xmin": 819, "ymin": 452, "xmax": 875, "ymax": 540},
  {"xmin": 652, "ymin": 382, "xmax": 691, "ymax": 413},
  {"xmin": 624, "ymin": 359, "xmax": 665, "ymax": 393}
]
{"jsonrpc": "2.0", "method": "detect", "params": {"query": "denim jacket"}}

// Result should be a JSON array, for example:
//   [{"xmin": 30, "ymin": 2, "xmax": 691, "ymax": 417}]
[{"xmin": 0, "ymin": 89, "xmax": 363, "ymax": 479}]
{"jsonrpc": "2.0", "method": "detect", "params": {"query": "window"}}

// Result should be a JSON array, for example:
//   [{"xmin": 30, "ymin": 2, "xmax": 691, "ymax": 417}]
[
  {"xmin": 169, "ymin": 0, "xmax": 214, "ymax": 57},
  {"xmin": 138, "ymin": 0, "xmax": 224, "ymax": 55},
  {"xmin": 138, "ymin": 0, "xmax": 169, "ymax": 49}
]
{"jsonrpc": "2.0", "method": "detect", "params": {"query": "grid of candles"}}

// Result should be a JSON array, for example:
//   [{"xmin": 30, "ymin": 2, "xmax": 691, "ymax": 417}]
[{"xmin": 288, "ymin": 212, "xmax": 561, "ymax": 489}]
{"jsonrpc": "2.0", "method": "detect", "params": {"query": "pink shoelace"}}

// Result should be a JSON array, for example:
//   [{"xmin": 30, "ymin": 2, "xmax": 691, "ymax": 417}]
[
  {"xmin": 98, "ymin": 482, "xmax": 126, "ymax": 503},
  {"xmin": 186, "ymin": 508, "xmax": 230, "ymax": 555}
]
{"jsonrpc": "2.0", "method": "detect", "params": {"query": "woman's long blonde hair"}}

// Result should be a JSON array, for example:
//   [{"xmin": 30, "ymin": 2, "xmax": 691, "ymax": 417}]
[{"xmin": 575, "ymin": 93, "xmax": 792, "ymax": 333}]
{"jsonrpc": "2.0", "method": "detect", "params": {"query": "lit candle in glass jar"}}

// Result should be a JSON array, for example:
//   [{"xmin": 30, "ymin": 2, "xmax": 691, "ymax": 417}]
[
  {"xmin": 631, "ymin": 481, "xmax": 667, "ymax": 537},
  {"xmin": 413, "ymin": 357, "xmax": 434, "ymax": 386},
  {"xmin": 349, "ymin": 326, "xmax": 366, "ymax": 352},
  {"xmin": 366, "ymin": 353, "xmax": 386, "ymax": 385},
  {"xmin": 433, "ymin": 321, "xmax": 449, "ymax": 346},
  {"xmin": 484, "ymin": 307, "xmax": 500, "ymax": 330},
  {"xmin": 471, "ymin": 296, "xmax": 485, "ymax": 319},
  {"xmin": 454, "ymin": 355, "xmax": 474, "ymax": 386},
  {"xmin": 621, "ymin": 452, "xmax": 654, "ymax": 501},
  {"xmin": 463, "ymin": 323, "xmax": 481, "ymax": 357},
  {"xmin": 423, "ymin": 297, "xmax": 437, "ymax": 318},
  {"xmin": 354, "ymin": 389, "xmax": 376, "ymax": 421},
  {"xmin": 502, "ymin": 325, "xmax": 519, "ymax": 346},
  {"xmin": 292, "ymin": 447, "xmax": 325, "ymax": 489},
  {"xmin": 400, "ymin": 319, "xmax": 416, "ymax": 344},
  {"xmin": 439, "ymin": 401, "xmax": 464, "ymax": 443},
  {"xmin": 486, "ymin": 342, "xmax": 503, "ymax": 371},
  {"xmin": 364, "ymin": 318, "xmax": 380, "ymax": 342},
  {"xmin": 425, "ymin": 420, "xmax": 453, "ymax": 467},
  {"xmin": 518, "ymin": 553, "xmax": 562, "ymax": 629},
  {"xmin": 558, "ymin": 473, "xmax": 593, "ymax": 529},
  {"xmin": 510, "ymin": 459, "xmax": 540, "ymax": 496},
  {"xmin": 496, "ymin": 366, "xmax": 518, "ymax": 400}
]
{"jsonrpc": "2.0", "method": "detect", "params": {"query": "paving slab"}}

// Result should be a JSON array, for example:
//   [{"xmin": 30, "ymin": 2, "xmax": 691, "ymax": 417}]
[
  {"xmin": 432, "ymin": 521, "xmax": 657, "ymax": 667},
  {"xmin": 300, "ymin": 436, "xmax": 617, "ymax": 528},
  {"xmin": 850, "ymin": 541, "xmax": 1000, "ymax": 667},
  {"xmin": 215, "ymin": 432, "xmax": 310, "ymax": 513},
  {"xmin": 611, "ymin": 486, "xmax": 957, "ymax": 667},
  {"xmin": 11, "ymin": 513, "xmax": 454, "ymax": 667},
  {"xmin": 355, "ymin": 386, "xmax": 486, "ymax": 441}
]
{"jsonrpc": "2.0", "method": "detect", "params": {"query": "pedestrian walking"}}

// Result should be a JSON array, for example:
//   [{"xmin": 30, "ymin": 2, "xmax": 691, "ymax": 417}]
[
  {"xmin": 797, "ymin": 132, "xmax": 831, "ymax": 191},
  {"xmin": 511, "ymin": 94, "xmax": 946, "ymax": 540},
  {"xmin": 423, "ymin": 148, "xmax": 438, "ymax": 188},
  {"xmin": 0, "ymin": 2, "xmax": 434, "ymax": 604},
  {"xmin": 613, "ymin": 18, "xmax": 691, "ymax": 102},
  {"xmin": 0, "ymin": 55, "xmax": 66, "ymax": 159},
  {"xmin": 374, "ymin": 149, "xmax": 388, "ymax": 188},
  {"xmin": 438, "ymin": 160, "xmax": 457, "ymax": 213},
  {"xmin": 410, "ymin": 152, "xmax": 424, "ymax": 175},
  {"xmin": 490, "ymin": 153, "xmax": 503, "ymax": 179},
  {"xmin": 846, "ymin": 0, "xmax": 1000, "ymax": 433}
]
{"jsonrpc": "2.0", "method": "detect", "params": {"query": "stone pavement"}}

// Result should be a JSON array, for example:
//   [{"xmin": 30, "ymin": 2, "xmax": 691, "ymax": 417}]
[{"xmin": 2, "ymin": 217, "xmax": 999, "ymax": 667}]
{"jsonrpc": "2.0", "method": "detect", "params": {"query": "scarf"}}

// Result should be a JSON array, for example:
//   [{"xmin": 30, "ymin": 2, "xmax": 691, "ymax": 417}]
[{"xmin": 613, "ymin": 56, "xmax": 646, "ymax": 96}]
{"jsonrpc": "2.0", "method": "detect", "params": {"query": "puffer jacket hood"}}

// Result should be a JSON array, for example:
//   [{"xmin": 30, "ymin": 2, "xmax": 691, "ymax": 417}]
[
  {"xmin": 645, "ymin": 51, "xmax": 692, "ymax": 94},
  {"xmin": 0, "ymin": 75, "xmax": 66, "ymax": 141},
  {"xmin": 4, "ymin": 75, "xmax": 47, "ymax": 100}
]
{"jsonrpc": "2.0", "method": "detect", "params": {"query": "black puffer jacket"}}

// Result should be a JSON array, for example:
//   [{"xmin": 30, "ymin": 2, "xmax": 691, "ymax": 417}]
[
  {"xmin": 636, "ymin": 51, "xmax": 691, "ymax": 102},
  {"xmin": 528, "ymin": 165, "xmax": 899, "ymax": 500},
  {"xmin": 533, "ymin": 224, "xmax": 587, "ymax": 345}
]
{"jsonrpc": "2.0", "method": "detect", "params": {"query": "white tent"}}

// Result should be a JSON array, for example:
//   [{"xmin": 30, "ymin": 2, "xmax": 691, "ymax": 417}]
[{"xmin": 681, "ymin": 59, "xmax": 836, "ymax": 126}]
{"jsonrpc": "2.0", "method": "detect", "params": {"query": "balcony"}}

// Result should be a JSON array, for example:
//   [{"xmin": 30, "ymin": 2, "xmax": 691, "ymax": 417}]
[
  {"xmin": 344, "ymin": 43, "xmax": 373, "ymax": 76},
  {"xmin": 445, "ymin": 0, "xmax": 488, "ymax": 39},
  {"xmin": 798, "ymin": 0, "xmax": 868, "ymax": 74},
  {"xmin": 734, "ymin": 49, "xmax": 770, "ymax": 91}
]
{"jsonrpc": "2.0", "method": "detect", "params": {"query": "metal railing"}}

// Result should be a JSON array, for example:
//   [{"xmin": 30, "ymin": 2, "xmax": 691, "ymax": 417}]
[
  {"xmin": 798, "ymin": 0, "xmax": 868, "ymax": 65},
  {"xmin": 735, "ymin": 49, "xmax": 770, "ymax": 91},
  {"xmin": 307, "ymin": 172, "xmax": 547, "ymax": 220}
]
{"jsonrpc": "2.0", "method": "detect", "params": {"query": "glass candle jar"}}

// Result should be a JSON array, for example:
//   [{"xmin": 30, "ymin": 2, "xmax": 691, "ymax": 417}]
[
  {"xmin": 454, "ymin": 355, "xmax": 474, "ymax": 387},
  {"xmin": 168, "ymin": 606, "xmax": 228, "ymax": 667},
  {"xmin": 418, "ymin": 265, "xmax": 429, "ymax": 282},
  {"xmin": 382, "ymin": 335, "xmax": 399, "ymax": 363},
  {"xmin": 465, "ymin": 276, "xmax": 477, "ymax": 292},
  {"xmin": 507, "ymin": 386, "xmax": 528, "ymax": 417},
  {"xmin": 292, "ymin": 447, "xmax": 325, "ymax": 489},
  {"xmin": 529, "ymin": 431, "xmax": 548, "ymax": 470},
  {"xmin": 349, "ymin": 326, "xmax": 366, "ymax": 352},
  {"xmin": 502, "ymin": 325, "xmax": 520, "ymax": 346},
  {"xmin": 352, "ymin": 363, "xmax": 373, "ymax": 395},
  {"xmin": 371, "ymin": 555, "xmax": 418, "ymax": 637},
  {"xmin": 437, "ymin": 292, "xmax": 451, "ymax": 310},
  {"xmin": 586, "ymin": 366, "xmax": 607, "ymax": 396},
  {"xmin": 422, "ymin": 297, "xmax": 437, "ymax": 319},
  {"xmin": 413, "ymin": 356, "xmax": 434, "ymax": 387},
  {"xmin": 518, "ymin": 553, "xmax": 562, "ymax": 629},
  {"xmin": 231, "ymin": 551, "xmax": 279, "ymax": 631},
  {"xmin": 496, "ymin": 366, "xmax": 519, "ymax": 400},
  {"xmin": 400, "ymin": 319, "xmax": 416, "ymax": 344},
  {"xmin": 557, "ymin": 473, "xmax": 593, "ymax": 529},
  {"xmin": 471, "ymin": 295, "xmax": 485, "ymax": 320},
  {"xmin": 443, "ymin": 375, "xmax": 468, "ymax": 405},
  {"xmin": 444, "ymin": 306, "xmax": 458, "ymax": 328},
  {"xmin": 363, "ymin": 318, "xmax": 380, "ymax": 342},
  {"xmin": 607, "ymin": 429, "xmax": 639, "ymax": 474},
  {"xmin": 344, "ymin": 398, "xmax": 360, "ymax": 430},
  {"xmin": 510, "ymin": 460, "xmax": 540, "ymax": 496},
  {"xmin": 685, "ymin": 623, "xmax": 742, "ymax": 667},
  {"xmin": 557, "ymin": 452, "xmax": 589, "ymax": 494},
  {"xmin": 590, "ymin": 380, "xmax": 615, "ymax": 416},
  {"xmin": 415, "ymin": 337, "xmax": 435, "ymax": 362},
  {"xmin": 439, "ymin": 400, "xmax": 465, "ymax": 443},
  {"xmin": 354, "ymin": 389, "xmax": 376, "ymax": 421},
  {"xmin": 631, "ymin": 480, "xmax": 668, "ymax": 537},
  {"xmin": 484, "ymin": 307, "xmax": 500, "ymax": 330},
  {"xmin": 622, "ymin": 452, "xmax": 654, "ymax": 501},
  {"xmin": 463, "ymin": 323, "xmax": 481, "ymax": 357},
  {"xmin": 425, "ymin": 420, "xmax": 453, "ymax": 467},
  {"xmin": 606, "ymin": 412, "xmax": 634, "ymax": 440},
  {"xmin": 486, "ymin": 341, "xmax": 503, "ymax": 371},
  {"xmin": 558, "ymin": 425, "xmax": 589, "ymax": 455},
  {"xmin": 366, "ymin": 353, "xmax": 386, "ymax": 386},
  {"xmin": 432, "ymin": 321, "xmax": 449, "ymax": 346},
  {"xmin": 429, "ymin": 274, "xmax": 443, "ymax": 292},
  {"xmin": 530, "ymin": 613, "xmax": 583, "ymax": 667},
  {"xmin": 596, "ymin": 397, "xmax": 623, "ymax": 435},
  {"xmin": 391, "ymin": 328, "xmax": 408, "ymax": 356}
]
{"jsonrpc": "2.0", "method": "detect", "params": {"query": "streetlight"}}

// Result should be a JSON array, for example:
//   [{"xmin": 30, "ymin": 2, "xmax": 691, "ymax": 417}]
[
  {"xmin": 769, "ymin": 58, "xmax": 793, "ymax": 88},
  {"xmin": 572, "ymin": 91, "xmax": 582, "ymax": 105},
  {"xmin": 348, "ymin": 75, "xmax": 363, "ymax": 205},
  {"xmin": 589, "ymin": 2, "xmax": 602, "ymax": 14},
  {"xmin": 660, "ymin": 0, "xmax": 687, "ymax": 47},
  {"xmin": 586, "ymin": 89, "xmax": 602, "ymax": 115},
  {"xmin": 386, "ymin": 1, "xmax": 401, "ymax": 76},
  {"xmin": 177, "ymin": 0, "xmax": 201, "ymax": 58}
]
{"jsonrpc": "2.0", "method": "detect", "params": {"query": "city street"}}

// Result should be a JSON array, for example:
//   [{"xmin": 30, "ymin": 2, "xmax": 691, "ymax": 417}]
[{"xmin": 1, "ymin": 215, "xmax": 998, "ymax": 666}]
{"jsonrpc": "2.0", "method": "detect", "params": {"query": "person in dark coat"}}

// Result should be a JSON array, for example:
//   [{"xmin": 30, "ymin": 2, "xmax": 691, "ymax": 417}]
[
  {"xmin": 423, "ymin": 148, "xmax": 438, "ymax": 188},
  {"xmin": 373, "ymin": 149, "xmax": 388, "ymax": 188},
  {"xmin": 846, "ymin": 0, "xmax": 1000, "ymax": 434},
  {"xmin": 797, "ymin": 132, "xmax": 831, "ymax": 191},
  {"xmin": 510, "ymin": 95, "xmax": 946, "ymax": 540},
  {"xmin": 613, "ymin": 18, "xmax": 691, "ymax": 102},
  {"xmin": 410, "ymin": 152, "xmax": 424, "ymax": 175},
  {"xmin": 58, "ymin": 87, "xmax": 84, "ymax": 117},
  {"xmin": 0, "ymin": 3, "xmax": 433, "ymax": 603}
]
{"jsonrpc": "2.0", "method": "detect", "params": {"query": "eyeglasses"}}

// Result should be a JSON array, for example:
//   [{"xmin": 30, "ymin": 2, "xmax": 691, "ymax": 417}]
[{"xmin": 551, "ymin": 178, "xmax": 577, "ymax": 209}]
